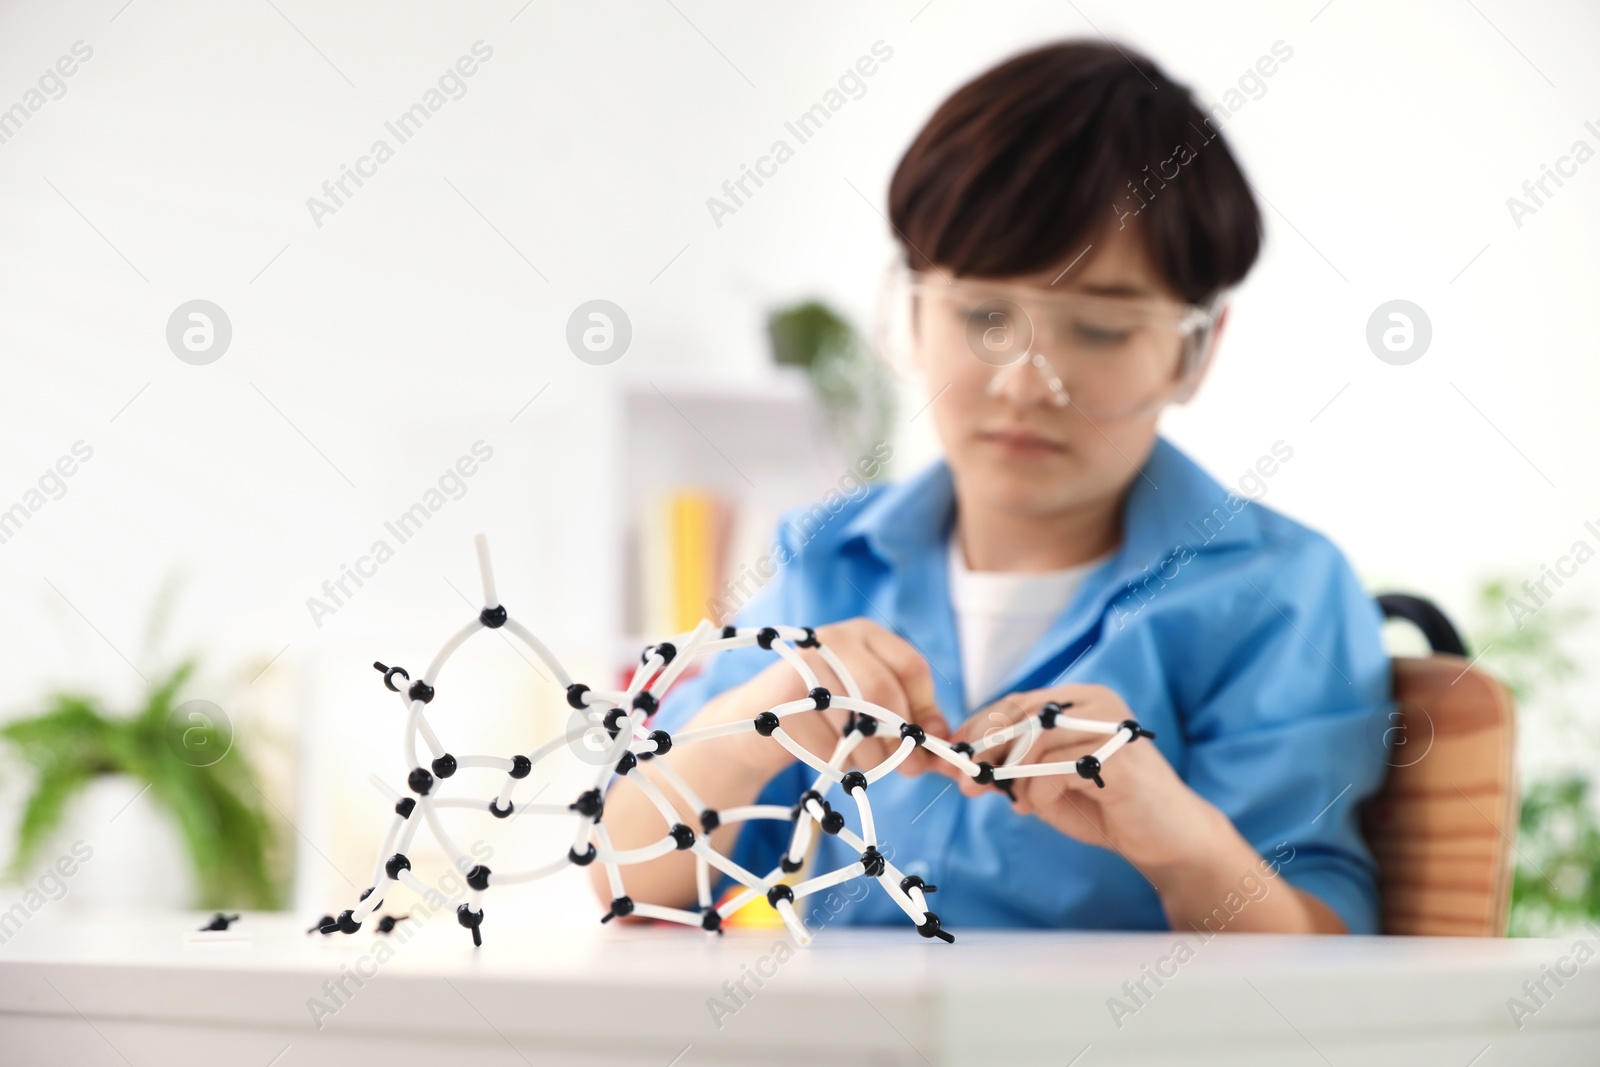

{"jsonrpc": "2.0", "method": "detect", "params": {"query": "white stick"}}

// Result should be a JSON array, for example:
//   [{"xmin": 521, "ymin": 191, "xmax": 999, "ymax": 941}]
[
  {"xmin": 773, "ymin": 897, "xmax": 811, "ymax": 946},
  {"xmin": 769, "ymin": 727, "xmax": 845, "ymax": 779},
  {"xmin": 423, "ymin": 619, "xmax": 482, "ymax": 687},
  {"xmin": 716, "ymin": 805, "xmax": 796, "ymax": 823},
  {"xmin": 631, "ymin": 902, "xmax": 705, "ymax": 926},
  {"xmin": 863, "ymin": 736, "xmax": 917, "ymax": 784},
  {"xmin": 790, "ymin": 861, "xmax": 864, "ymax": 901},
  {"xmin": 1091, "ymin": 728, "xmax": 1134, "ymax": 763},
  {"xmin": 474, "ymin": 532, "xmax": 499, "ymax": 608},
  {"xmin": 503, "ymin": 618, "xmax": 574, "ymax": 688},
  {"xmin": 1054, "ymin": 716, "xmax": 1122, "ymax": 735}
]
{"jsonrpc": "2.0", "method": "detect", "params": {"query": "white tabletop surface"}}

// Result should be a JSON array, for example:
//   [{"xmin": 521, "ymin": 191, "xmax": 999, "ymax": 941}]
[{"xmin": 2, "ymin": 909, "xmax": 1598, "ymax": 1066}]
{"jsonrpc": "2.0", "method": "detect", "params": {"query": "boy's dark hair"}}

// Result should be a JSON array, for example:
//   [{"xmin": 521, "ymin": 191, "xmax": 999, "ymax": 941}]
[{"xmin": 887, "ymin": 40, "xmax": 1262, "ymax": 304}]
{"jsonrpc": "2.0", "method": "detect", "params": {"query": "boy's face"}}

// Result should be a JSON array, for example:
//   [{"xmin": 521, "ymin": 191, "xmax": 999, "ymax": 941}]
[{"xmin": 914, "ymin": 224, "xmax": 1213, "ymax": 524}]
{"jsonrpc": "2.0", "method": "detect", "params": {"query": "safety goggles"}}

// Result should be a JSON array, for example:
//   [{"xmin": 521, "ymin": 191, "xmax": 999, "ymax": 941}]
[{"xmin": 875, "ymin": 263, "xmax": 1226, "ymax": 420}]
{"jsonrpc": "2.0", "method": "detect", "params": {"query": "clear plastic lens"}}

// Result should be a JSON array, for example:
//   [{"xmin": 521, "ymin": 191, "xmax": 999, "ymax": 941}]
[{"xmin": 873, "ymin": 264, "xmax": 1221, "ymax": 419}]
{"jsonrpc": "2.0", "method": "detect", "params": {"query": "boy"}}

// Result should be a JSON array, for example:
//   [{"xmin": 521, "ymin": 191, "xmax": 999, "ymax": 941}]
[{"xmin": 595, "ymin": 40, "xmax": 1391, "ymax": 935}]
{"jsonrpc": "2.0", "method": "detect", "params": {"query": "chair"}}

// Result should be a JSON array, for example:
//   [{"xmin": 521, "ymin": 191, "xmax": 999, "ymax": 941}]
[{"xmin": 1361, "ymin": 594, "xmax": 1519, "ymax": 936}]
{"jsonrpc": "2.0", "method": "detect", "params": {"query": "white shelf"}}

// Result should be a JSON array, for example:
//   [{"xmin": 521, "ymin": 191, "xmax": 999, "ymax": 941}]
[{"xmin": 614, "ymin": 368, "xmax": 847, "ymax": 669}]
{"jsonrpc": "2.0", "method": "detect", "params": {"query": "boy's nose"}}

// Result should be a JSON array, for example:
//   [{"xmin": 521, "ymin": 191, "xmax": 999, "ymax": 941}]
[{"xmin": 985, "ymin": 351, "xmax": 1071, "ymax": 407}]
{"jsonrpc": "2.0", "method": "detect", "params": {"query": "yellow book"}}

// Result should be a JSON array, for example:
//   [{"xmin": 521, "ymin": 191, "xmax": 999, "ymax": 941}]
[
  {"xmin": 671, "ymin": 490, "xmax": 725, "ymax": 634},
  {"xmin": 672, "ymin": 493, "xmax": 698, "ymax": 634}
]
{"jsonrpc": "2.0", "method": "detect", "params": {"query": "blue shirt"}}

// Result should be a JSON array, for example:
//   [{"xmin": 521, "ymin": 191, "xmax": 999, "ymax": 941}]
[{"xmin": 650, "ymin": 437, "xmax": 1393, "ymax": 934}]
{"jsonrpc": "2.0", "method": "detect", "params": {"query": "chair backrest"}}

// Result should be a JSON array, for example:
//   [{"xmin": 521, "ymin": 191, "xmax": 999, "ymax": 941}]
[{"xmin": 1362, "ymin": 654, "xmax": 1519, "ymax": 935}]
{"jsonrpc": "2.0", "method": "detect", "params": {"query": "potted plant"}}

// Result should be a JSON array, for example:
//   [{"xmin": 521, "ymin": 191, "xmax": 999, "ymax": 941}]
[
  {"xmin": 767, "ymin": 299, "xmax": 896, "ymax": 466},
  {"xmin": 0, "ymin": 659, "xmax": 286, "ymax": 910}
]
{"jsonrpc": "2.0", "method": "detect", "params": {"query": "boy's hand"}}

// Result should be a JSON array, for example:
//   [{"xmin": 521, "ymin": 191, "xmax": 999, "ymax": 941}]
[
  {"xmin": 684, "ymin": 618, "xmax": 952, "ymax": 782},
  {"xmin": 940, "ymin": 684, "xmax": 1226, "ymax": 877}
]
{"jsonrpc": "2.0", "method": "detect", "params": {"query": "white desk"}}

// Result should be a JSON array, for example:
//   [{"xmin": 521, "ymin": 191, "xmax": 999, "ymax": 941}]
[{"xmin": 1, "ymin": 910, "xmax": 1597, "ymax": 1065}]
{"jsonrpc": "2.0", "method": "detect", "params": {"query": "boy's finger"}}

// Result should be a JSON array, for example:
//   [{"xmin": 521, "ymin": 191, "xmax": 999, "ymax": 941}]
[
  {"xmin": 863, "ymin": 626, "xmax": 947, "ymax": 737},
  {"xmin": 783, "ymin": 656, "xmax": 843, "ymax": 750},
  {"xmin": 898, "ymin": 709, "xmax": 960, "ymax": 777},
  {"xmin": 818, "ymin": 624, "xmax": 951, "ymax": 779},
  {"xmin": 955, "ymin": 691, "xmax": 1083, "ymax": 768},
  {"xmin": 913, "ymin": 749, "xmax": 962, "ymax": 781},
  {"xmin": 948, "ymin": 700, "xmax": 1002, "ymax": 748},
  {"xmin": 898, "ymin": 706, "xmax": 955, "ymax": 776},
  {"xmin": 843, "ymin": 655, "xmax": 911, "ymax": 772}
]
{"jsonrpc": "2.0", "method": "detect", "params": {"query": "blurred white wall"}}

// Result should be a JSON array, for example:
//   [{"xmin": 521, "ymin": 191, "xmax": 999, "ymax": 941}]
[{"xmin": 1, "ymin": 0, "xmax": 1597, "ymax": 910}]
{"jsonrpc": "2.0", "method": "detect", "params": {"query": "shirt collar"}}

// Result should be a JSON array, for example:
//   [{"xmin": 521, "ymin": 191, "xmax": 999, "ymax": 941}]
[
  {"xmin": 837, "ymin": 435, "xmax": 1265, "ymax": 718},
  {"xmin": 840, "ymin": 435, "xmax": 1262, "ymax": 575}
]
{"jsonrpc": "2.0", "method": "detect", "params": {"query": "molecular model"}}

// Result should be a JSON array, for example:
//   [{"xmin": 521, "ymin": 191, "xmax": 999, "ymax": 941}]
[{"xmin": 312, "ymin": 535, "xmax": 1153, "ymax": 948}]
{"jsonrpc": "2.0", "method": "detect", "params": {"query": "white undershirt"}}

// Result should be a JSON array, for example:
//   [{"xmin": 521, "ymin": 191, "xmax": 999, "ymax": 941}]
[{"xmin": 947, "ymin": 534, "xmax": 1106, "ymax": 711}]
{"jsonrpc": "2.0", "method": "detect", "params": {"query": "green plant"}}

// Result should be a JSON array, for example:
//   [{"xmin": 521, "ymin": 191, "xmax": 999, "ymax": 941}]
[
  {"xmin": 0, "ymin": 659, "xmax": 286, "ymax": 909},
  {"xmin": 767, "ymin": 299, "xmax": 895, "ymax": 464},
  {"xmin": 1472, "ymin": 578, "xmax": 1588, "ymax": 711},
  {"xmin": 1509, "ymin": 777, "xmax": 1600, "ymax": 936},
  {"xmin": 1469, "ymin": 577, "xmax": 1600, "ymax": 936}
]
